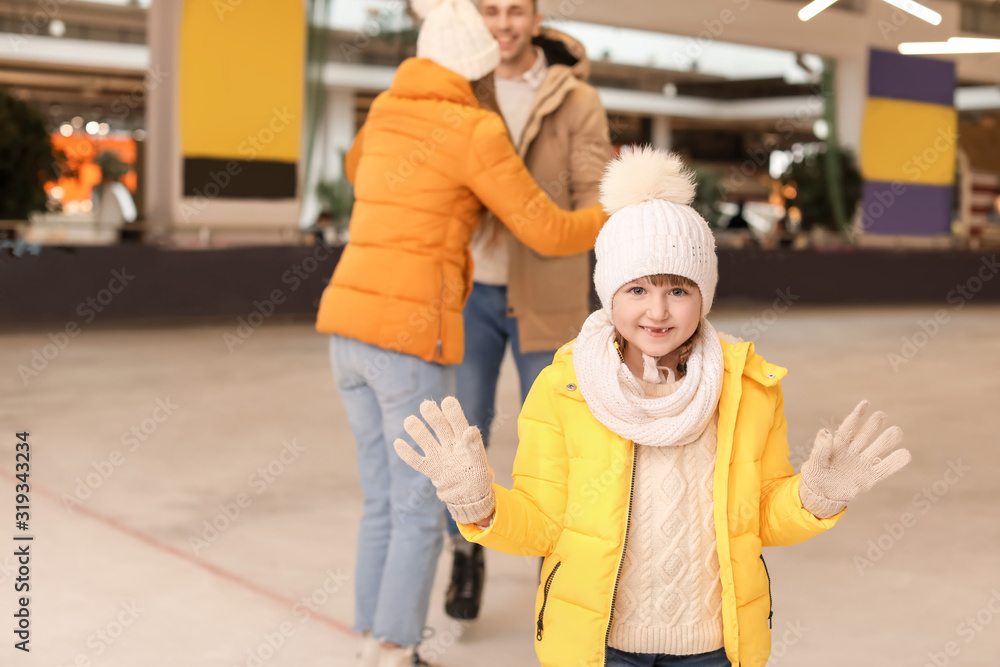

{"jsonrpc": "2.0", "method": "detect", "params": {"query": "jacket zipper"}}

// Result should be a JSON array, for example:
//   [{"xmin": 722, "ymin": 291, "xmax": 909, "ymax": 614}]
[
  {"xmin": 435, "ymin": 265, "xmax": 444, "ymax": 360},
  {"xmin": 536, "ymin": 561, "xmax": 562, "ymax": 640},
  {"xmin": 603, "ymin": 445, "xmax": 637, "ymax": 665},
  {"xmin": 760, "ymin": 554, "xmax": 773, "ymax": 629}
]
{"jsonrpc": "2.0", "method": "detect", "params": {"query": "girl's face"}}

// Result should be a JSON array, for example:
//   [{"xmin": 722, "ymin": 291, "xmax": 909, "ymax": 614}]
[{"xmin": 611, "ymin": 276, "xmax": 702, "ymax": 371}]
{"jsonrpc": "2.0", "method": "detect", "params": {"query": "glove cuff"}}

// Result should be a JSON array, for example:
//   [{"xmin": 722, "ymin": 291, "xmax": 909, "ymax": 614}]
[
  {"xmin": 798, "ymin": 476, "xmax": 848, "ymax": 519},
  {"xmin": 447, "ymin": 487, "xmax": 497, "ymax": 526}
]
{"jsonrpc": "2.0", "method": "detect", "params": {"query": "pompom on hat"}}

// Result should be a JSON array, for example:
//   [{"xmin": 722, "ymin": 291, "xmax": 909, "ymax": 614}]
[
  {"xmin": 593, "ymin": 145, "xmax": 719, "ymax": 318},
  {"xmin": 413, "ymin": 0, "xmax": 501, "ymax": 81}
]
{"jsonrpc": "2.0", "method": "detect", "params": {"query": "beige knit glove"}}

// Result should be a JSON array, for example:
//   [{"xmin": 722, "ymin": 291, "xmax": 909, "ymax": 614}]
[
  {"xmin": 393, "ymin": 397, "xmax": 496, "ymax": 525},
  {"xmin": 799, "ymin": 399, "xmax": 912, "ymax": 519}
]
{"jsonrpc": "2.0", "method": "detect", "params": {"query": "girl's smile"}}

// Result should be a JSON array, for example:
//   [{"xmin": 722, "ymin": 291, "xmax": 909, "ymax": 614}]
[{"xmin": 639, "ymin": 325, "xmax": 674, "ymax": 338}]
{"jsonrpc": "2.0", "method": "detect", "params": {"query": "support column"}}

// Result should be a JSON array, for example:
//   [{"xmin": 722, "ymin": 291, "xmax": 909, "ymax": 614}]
[
  {"xmin": 299, "ymin": 87, "xmax": 355, "ymax": 227},
  {"xmin": 324, "ymin": 88, "xmax": 356, "ymax": 181},
  {"xmin": 145, "ymin": 0, "xmax": 182, "ymax": 243},
  {"xmin": 651, "ymin": 114, "xmax": 672, "ymax": 151},
  {"xmin": 835, "ymin": 52, "xmax": 867, "ymax": 154}
]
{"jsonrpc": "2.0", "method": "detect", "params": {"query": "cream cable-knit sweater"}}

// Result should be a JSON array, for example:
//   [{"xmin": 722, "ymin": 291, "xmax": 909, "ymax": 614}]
[{"xmin": 608, "ymin": 378, "xmax": 725, "ymax": 655}]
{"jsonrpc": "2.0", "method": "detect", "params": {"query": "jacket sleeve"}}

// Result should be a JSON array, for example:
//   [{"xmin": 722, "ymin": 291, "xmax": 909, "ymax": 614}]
[
  {"xmin": 457, "ymin": 365, "xmax": 567, "ymax": 557},
  {"xmin": 565, "ymin": 85, "xmax": 612, "ymax": 211},
  {"xmin": 759, "ymin": 382, "xmax": 845, "ymax": 547},
  {"xmin": 344, "ymin": 124, "xmax": 365, "ymax": 185},
  {"xmin": 465, "ymin": 113, "xmax": 607, "ymax": 257}
]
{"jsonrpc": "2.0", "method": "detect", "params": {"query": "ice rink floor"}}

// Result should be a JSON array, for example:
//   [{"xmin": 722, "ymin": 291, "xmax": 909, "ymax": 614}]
[{"xmin": 1, "ymin": 304, "xmax": 998, "ymax": 666}]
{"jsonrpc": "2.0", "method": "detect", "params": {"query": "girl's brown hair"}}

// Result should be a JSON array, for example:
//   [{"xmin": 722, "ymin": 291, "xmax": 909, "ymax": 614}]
[{"xmin": 613, "ymin": 274, "xmax": 702, "ymax": 376}]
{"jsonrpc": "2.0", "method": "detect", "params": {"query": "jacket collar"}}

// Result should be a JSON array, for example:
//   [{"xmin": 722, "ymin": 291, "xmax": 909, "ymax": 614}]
[
  {"xmin": 534, "ymin": 27, "xmax": 590, "ymax": 82},
  {"xmin": 389, "ymin": 58, "xmax": 480, "ymax": 107},
  {"xmin": 517, "ymin": 29, "xmax": 589, "ymax": 156},
  {"xmin": 719, "ymin": 335, "xmax": 787, "ymax": 387}
]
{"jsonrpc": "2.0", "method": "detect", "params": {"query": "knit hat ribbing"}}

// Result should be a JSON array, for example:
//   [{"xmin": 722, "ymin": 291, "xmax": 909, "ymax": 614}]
[
  {"xmin": 414, "ymin": 0, "xmax": 501, "ymax": 82},
  {"xmin": 594, "ymin": 146, "xmax": 719, "ymax": 318}
]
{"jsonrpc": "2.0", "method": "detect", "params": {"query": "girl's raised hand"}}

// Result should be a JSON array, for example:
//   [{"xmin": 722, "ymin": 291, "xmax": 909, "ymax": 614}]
[
  {"xmin": 393, "ymin": 397, "xmax": 496, "ymax": 525},
  {"xmin": 799, "ymin": 399, "xmax": 912, "ymax": 519}
]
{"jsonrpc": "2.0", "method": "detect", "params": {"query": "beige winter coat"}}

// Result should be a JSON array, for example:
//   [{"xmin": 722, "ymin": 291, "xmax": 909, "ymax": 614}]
[{"xmin": 486, "ymin": 28, "xmax": 612, "ymax": 352}]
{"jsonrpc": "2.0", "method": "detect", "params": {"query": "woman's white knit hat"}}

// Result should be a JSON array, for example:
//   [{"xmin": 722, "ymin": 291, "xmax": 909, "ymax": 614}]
[
  {"xmin": 413, "ymin": 0, "xmax": 501, "ymax": 81},
  {"xmin": 594, "ymin": 145, "xmax": 718, "ymax": 317}
]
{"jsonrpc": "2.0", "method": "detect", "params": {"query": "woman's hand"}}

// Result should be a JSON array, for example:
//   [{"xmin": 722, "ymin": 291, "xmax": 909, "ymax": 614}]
[
  {"xmin": 799, "ymin": 399, "xmax": 912, "ymax": 519},
  {"xmin": 393, "ymin": 397, "xmax": 496, "ymax": 526}
]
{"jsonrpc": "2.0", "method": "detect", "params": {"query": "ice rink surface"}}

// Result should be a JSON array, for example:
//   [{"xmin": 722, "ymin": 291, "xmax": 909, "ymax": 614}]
[{"xmin": 1, "ymin": 304, "xmax": 998, "ymax": 666}]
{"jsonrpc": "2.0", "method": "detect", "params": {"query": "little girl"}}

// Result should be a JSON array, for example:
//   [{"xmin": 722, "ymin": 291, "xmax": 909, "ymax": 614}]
[{"xmin": 394, "ymin": 147, "xmax": 911, "ymax": 667}]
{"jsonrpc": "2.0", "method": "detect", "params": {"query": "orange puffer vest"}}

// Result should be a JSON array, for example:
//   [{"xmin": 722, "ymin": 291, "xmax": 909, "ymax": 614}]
[{"xmin": 315, "ymin": 58, "xmax": 606, "ymax": 363}]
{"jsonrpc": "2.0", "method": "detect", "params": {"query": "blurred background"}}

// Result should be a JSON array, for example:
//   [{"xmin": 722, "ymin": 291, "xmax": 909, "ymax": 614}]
[{"xmin": 0, "ymin": 0, "xmax": 998, "ymax": 665}]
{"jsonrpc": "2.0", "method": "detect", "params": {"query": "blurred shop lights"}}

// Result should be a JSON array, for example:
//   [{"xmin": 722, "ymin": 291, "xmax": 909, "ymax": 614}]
[
  {"xmin": 58, "ymin": 120, "xmax": 120, "ymax": 137},
  {"xmin": 800, "ymin": 0, "xmax": 941, "ymax": 25},
  {"xmin": 899, "ymin": 37, "xmax": 1000, "ymax": 55},
  {"xmin": 812, "ymin": 118, "xmax": 829, "ymax": 140},
  {"xmin": 63, "ymin": 200, "xmax": 93, "ymax": 214},
  {"xmin": 47, "ymin": 124, "xmax": 139, "ymax": 204},
  {"xmin": 48, "ymin": 19, "xmax": 66, "ymax": 37}
]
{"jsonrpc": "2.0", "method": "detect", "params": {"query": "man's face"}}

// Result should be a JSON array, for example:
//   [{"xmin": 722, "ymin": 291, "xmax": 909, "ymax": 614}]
[{"xmin": 480, "ymin": 0, "xmax": 542, "ymax": 65}]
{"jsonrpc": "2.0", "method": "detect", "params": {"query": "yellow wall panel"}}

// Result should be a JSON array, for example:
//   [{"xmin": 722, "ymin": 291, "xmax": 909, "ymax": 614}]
[
  {"xmin": 861, "ymin": 98, "xmax": 957, "ymax": 186},
  {"xmin": 179, "ymin": 0, "xmax": 304, "ymax": 162}
]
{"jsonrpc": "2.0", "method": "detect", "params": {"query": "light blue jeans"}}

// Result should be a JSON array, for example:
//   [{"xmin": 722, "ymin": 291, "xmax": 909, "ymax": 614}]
[
  {"xmin": 330, "ymin": 334, "xmax": 456, "ymax": 647},
  {"xmin": 605, "ymin": 646, "xmax": 730, "ymax": 666},
  {"xmin": 446, "ymin": 282, "xmax": 555, "ymax": 536}
]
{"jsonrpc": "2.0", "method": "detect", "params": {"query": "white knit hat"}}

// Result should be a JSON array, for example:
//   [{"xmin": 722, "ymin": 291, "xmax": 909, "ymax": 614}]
[
  {"xmin": 413, "ymin": 0, "xmax": 500, "ymax": 81},
  {"xmin": 594, "ymin": 145, "xmax": 718, "ymax": 318}
]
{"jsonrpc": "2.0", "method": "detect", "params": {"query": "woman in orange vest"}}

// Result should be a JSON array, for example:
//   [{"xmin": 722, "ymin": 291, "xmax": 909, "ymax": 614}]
[{"xmin": 316, "ymin": 1, "xmax": 608, "ymax": 665}]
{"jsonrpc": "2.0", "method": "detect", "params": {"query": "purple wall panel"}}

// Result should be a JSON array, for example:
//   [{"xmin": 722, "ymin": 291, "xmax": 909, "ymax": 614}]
[
  {"xmin": 861, "ymin": 181, "xmax": 953, "ymax": 235},
  {"xmin": 868, "ymin": 49, "xmax": 956, "ymax": 107}
]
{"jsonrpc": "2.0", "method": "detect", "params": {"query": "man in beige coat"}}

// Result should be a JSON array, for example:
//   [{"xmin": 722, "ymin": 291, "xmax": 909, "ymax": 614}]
[{"xmin": 443, "ymin": 0, "xmax": 612, "ymax": 621}]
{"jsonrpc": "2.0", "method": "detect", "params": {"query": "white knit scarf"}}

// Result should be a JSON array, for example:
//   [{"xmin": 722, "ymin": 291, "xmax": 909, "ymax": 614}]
[{"xmin": 572, "ymin": 310, "xmax": 725, "ymax": 448}]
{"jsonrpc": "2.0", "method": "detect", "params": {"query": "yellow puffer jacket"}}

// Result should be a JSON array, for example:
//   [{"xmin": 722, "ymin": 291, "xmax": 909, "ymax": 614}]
[
  {"xmin": 459, "ymin": 336, "xmax": 846, "ymax": 667},
  {"xmin": 315, "ymin": 58, "xmax": 606, "ymax": 364}
]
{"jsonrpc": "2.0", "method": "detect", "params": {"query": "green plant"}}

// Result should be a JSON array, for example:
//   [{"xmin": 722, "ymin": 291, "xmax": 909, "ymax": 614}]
[
  {"xmin": 0, "ymin": 88, "xmax": 61, "ymax": 220},
  {"xmin": 315, "ymin": 175, "xmax": 354, "ymax": 235},
  {"xmin": 95, "ymin": 150, "xmax": 130, "ymax": 184},
  {"xmin": 692, "ymin": 165, "xmax": 725, "ymax": 228},
  {"xmin": 780, "ymin": 148, "xmax": 862, "ymax": 232}
]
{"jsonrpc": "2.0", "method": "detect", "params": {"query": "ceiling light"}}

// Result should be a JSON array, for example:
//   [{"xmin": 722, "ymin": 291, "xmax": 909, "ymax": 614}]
[
  {"xmin": 881, "ymin": 0, "xmax": 942, "ymax": 26},
  {"xmin": 899, "ymin": 38, "xmax": 1000, "ymax": 54},
  {"xmin": 799, "ymin": 0, "xmax": 840, "ymax": 22},
  {"xmin": 948, "ymin": 37, "xmax": 1000, "ymax": 47}
]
